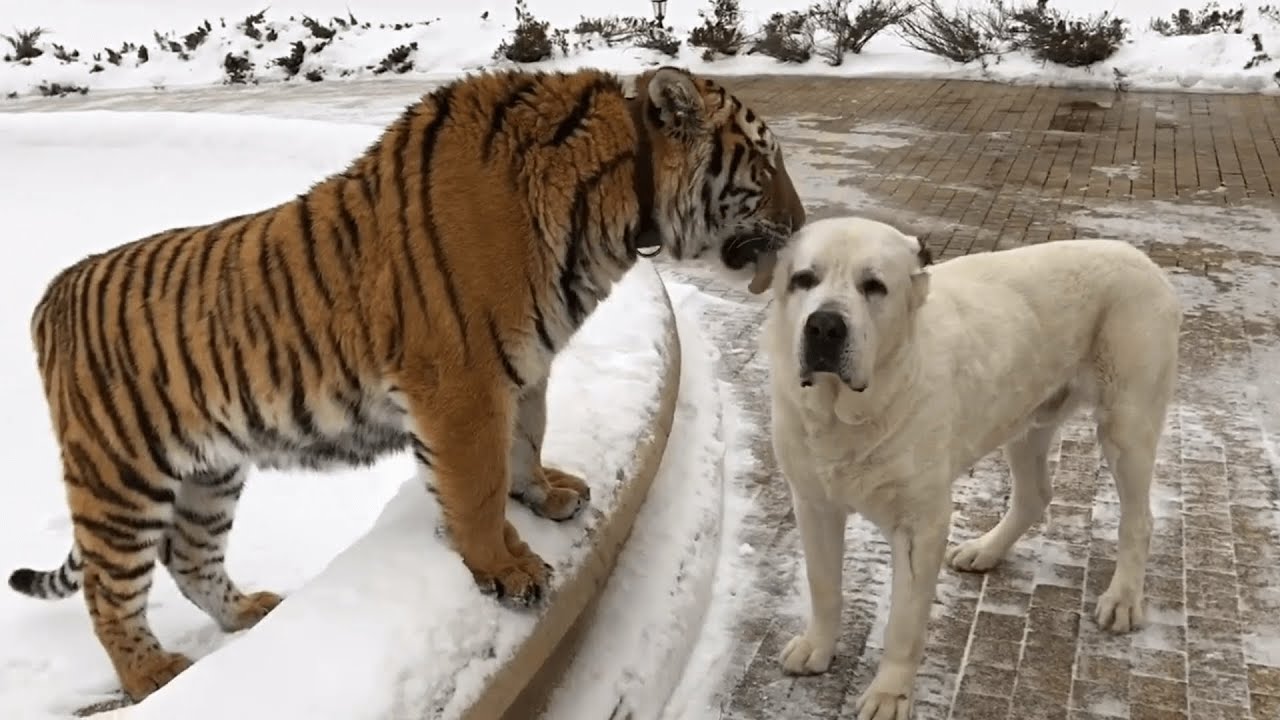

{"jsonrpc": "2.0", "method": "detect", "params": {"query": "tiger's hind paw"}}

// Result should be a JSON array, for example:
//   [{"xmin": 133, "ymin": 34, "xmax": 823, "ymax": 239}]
[
  {"xmin": 518, "ymin": 468, "xmax": 591, "ymax": 521},
  {"xmin": 224, "ymin": 590, "xmax": 283, "ymax": 632},
  {"xmin": 119, "ymin": 650, "xmax": 193, "ymax": 702}
]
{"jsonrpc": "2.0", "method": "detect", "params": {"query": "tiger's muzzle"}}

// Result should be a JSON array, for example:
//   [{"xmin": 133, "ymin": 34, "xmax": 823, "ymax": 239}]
[{"xmin": 740, "ymin": 148, "xmax": 806, "ymax": 294}]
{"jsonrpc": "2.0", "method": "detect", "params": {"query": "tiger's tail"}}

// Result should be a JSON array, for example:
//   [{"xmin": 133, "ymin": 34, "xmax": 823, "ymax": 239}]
[{"xmin": 8, "ymin": 544, "xmax": 83, "ymax": 600}]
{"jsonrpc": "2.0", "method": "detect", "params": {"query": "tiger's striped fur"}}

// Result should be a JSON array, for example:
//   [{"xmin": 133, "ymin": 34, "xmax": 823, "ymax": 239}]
[{"xmin": 9, "ymin": 65, "xmax": 805, "ymax": 700}]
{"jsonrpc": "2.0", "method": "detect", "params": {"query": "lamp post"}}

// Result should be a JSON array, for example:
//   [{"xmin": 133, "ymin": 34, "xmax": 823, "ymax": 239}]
[{"xmin": 651, "ymin": 0, "xmax": 667, "ymax": 27}]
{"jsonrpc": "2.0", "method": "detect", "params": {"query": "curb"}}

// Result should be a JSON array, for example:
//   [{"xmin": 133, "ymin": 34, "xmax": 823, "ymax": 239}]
[{"xmin": 464, "ymin": 264, "xmax": 683, "ymax": 720}]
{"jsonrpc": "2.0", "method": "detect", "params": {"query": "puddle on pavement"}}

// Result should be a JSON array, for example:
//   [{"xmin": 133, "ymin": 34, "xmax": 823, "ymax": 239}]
[{"xmin": 1071, "ymin": 199, "xmax": 1280, "ymax": 263}]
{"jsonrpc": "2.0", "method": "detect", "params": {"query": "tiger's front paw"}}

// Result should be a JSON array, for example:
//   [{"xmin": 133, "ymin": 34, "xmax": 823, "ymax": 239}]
[{"xmin": 472, "ymin": 550, "xmax": 552, "ymax": 608}]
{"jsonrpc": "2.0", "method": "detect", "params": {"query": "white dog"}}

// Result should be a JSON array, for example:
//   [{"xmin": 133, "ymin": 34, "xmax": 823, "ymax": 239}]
[{"xmin": 761, "ymin": 216, "xmax": 1181, "ymax": 719}]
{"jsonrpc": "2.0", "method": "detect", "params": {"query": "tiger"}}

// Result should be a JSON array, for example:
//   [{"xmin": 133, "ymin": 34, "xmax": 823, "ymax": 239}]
[{"xmin": 8, "ymin": 65, "xmax": 806, "ymax": 701}]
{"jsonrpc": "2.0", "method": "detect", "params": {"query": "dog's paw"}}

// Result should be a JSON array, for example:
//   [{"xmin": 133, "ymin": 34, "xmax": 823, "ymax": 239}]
[
  {"xmin": 779, "ymin": 632, "xmax": 835, "ymax": 675},
  {"xmin": 856, "ymin": 668, "xmax": 914, "ymax": 720},
  {"xmin": 856, "ymin": 686, "xmax": 912, "ymax": 720},
  {"xmin": 1095, "ymin": 583, "xmax": 1145, "ymax": 633},
  {"xmin": 945, "ymin": 536, "xmax": 1005, "ymax": 573}
]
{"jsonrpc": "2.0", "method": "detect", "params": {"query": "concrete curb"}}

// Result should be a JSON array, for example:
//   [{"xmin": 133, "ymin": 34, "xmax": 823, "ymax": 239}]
[{"xmin": 464, "ymin": 265, "xmax": 683, "ymax": 720}]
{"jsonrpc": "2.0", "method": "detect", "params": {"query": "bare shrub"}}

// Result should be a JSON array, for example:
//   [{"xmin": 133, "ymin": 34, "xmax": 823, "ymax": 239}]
[
  {"xmin": 689, "ymin": 0, "xmax": 746, "ymax": 59},
  {"xmin": 495, "ymin": 0, "xmax": 570, "ymax": 63},
  {"xmin": 812, "ymin": 0, "xmax": 916, "ymax": 66},
  {"xmin": 1149, "ymin": 3, "xmax": 1244, "ymax": 36},
  {"xmin": 897, "ymin": 0, "xmax": 995, "ymax": 64},
  {"xmin": 1010, "ymin": 0, "xmax": 1128, "ymax": 68},
  {"xmin": 750, "ymin": 11, "xmax": 817, "ymax": 63}
]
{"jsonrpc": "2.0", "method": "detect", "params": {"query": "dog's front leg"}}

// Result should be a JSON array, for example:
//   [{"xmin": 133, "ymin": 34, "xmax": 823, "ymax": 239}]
[
  {"xmin": 779, "ymin": 488, "xmax": 848, "ymax": 675},
  {"xmin": 858, "ymin": 510, "xmax": 948, "ymax": 720}
]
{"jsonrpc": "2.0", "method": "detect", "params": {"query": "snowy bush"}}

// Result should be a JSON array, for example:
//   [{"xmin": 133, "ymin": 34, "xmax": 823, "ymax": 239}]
[
  {"xmin": 223, "ymin": 51, "xmax": 254, "ymax": 84},
  {"xmin": 1010, "ymin": 0, "xmax": 1129, "ymax": 68},
  {"xmin": 744, "ymin": 0, "xmax": 917, "ymax": 66},
  {"xmin": 1149, "ymin": 3, "xmax": 1245, "ymax": 36},
  {"xmin": 573, "ymin": 16, "xmax": 680, "ymax": 57},
  {"xmin": 274, "ymin": 41, "xmax": 307, "ymax": 77},
  {"xmin": 153, "ymin": 20, "xmax": 213, "ymax": 62},
  {"xmin": 1245, "ymin": 32, "xmax": 1271, "ymax": 68},
  {"xmin": 2, "ymin": 27, "xmax": 47, "ymax": 63},
  {"xmin": 495, "ymin": 0, "xmax": 570, "ymax": 63},
  {"xmin": 37, "ymin": 81, "xmax": 87, "ymax": 96},
  {"xmin": 375, "ymin": 43, "xmax": 418, "ymax": 74},
  {"xmin": 896, "ymin": 0, "xmax": 999, "ymax": 64},
  {"xmin": 749, "ymin": 11, "xmax": 817, "ymax": 63},
  {"xmin": 573, "ymin": 16, "xmax": 647, "ymax": 47},
  {"xmin": 812, "ymin": 0, "xmax": 916, "ymax": 65},
  {"xmin": 689, "ymin": 0, "xmax": 747, "ymax": 60}
]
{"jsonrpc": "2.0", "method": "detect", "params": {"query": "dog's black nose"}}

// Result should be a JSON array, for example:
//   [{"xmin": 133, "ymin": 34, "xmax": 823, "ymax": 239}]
[{"xmin": 804, "ymin": 310, "xmax": 847, "ymax": 345}]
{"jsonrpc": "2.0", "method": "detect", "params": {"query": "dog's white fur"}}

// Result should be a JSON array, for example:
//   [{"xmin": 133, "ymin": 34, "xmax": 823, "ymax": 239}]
[{"xmin": 761, "ymin": 216, "xmax": 1181, "ymax": 720}]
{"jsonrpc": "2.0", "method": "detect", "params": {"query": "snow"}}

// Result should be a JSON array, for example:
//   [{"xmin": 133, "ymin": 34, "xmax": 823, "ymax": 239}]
[
  {"xmin": 0, "ymin": 109, "xmax": 674, "ymax": 719},
  {"xmin": 2, "ymin": 1, "xmax": 1279, "ymax": 99},
  {"xmin": 654, "ymin": 284, "xmax": 800, "ymax": 719},
  {"xmin": 540, "ymin": 279, "xmax": 730, "ymax": 720}
]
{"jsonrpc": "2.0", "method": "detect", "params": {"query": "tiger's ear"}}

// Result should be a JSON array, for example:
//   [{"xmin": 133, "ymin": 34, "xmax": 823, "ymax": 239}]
[{"xmin": 646, "ymin": 67, "xmax": 705, "ymax": 137}]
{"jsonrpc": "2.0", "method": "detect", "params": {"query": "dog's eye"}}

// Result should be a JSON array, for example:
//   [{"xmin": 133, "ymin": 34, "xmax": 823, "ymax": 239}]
[
  {"xmin": 860, "ymin": 278, "xmax": 888, "ymax": 296},
  {"xmin": 788, "ymin": 269, "xmax": 818, "ymax": 292}
]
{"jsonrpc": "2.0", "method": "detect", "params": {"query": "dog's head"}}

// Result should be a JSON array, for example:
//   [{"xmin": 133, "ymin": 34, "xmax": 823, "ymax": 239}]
[{"xmin": 769, "ymin": 216, "xmax": 933, "ymax": 392}]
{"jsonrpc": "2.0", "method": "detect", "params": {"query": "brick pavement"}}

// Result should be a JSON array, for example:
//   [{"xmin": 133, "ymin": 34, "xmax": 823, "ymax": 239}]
[{"xmin": 658, "ymin": 77, "xmax": 1280, "ymax": 720}]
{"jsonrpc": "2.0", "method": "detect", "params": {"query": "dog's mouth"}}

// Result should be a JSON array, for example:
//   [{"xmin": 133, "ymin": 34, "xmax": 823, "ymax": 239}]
[
  {"xmin": 799, "ymin": 369, "xmax": 867, "ymax": 393},
  {"xmin": 721, "ymin": 222, "xmax": 792, "ymax": 295}
]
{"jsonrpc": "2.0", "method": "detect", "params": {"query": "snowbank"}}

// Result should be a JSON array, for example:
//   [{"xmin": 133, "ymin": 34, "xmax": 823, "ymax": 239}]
[
  {"xmin": 539, "ymin": 280, "xmax": 729, "ymax": 719},
  {"xmin": 1, "ymin": 1, "xmax": 1279, "ymax": 99}
]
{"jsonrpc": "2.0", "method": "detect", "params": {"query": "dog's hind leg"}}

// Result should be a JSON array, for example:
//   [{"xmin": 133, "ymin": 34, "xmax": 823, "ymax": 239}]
[
  {"xmin": 1093, "ymin": 300, "xmax": 1178, "ymax": 634},
  {"xmin": 947, "ymin": 422, "xmax": 1059, "ymax": 572},
  {"xmin": 1093, "ymin": 400, "xmax": 1167, "ymax": 633}
]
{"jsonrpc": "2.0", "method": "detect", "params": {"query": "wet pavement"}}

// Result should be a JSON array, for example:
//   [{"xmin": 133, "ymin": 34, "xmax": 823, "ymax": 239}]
[{"xmin": 6, "ymin": 75, "xmax": 1279, "ymax": 720}]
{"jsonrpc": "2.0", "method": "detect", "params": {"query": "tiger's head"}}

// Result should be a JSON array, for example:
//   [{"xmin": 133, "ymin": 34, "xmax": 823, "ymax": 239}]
[{"xmin": 630, "ymin": 66, "xmax": 806, "ymax": 295}]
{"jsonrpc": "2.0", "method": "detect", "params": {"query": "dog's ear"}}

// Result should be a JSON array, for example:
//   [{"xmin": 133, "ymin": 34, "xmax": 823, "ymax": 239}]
[
  {"xmin": 909, "ymin": 240, "xmax": 930, "ymax": 311},
  {"xmin": 908, "ymin": 269, "xmax": 930, "ymax": 311},
  {"xmin": 906, "ymin": 234, "xmax": 933, "ymax": 268},
  {"xmin": 916, "ymin": 242, "xmax": 933, "ymax": 269},
  {"xmin": 906, "ymin": 234, "xmax": 932, "ymax": 310},
  {"xmin": 646, "ymin": 67, "xmax": 705, "ymax": 138}
]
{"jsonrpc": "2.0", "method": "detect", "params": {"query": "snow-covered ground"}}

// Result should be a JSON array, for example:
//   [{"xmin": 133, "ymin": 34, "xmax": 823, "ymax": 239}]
[
  {"xmin": 1, "ymin": 1, "xmax": 1279, "ymax": 99},
  {"xmin": 0, "ymin": 109, "xmax": 685, "ymax": 719},
  {"xmin": 540, "ymin": 281, "xmax": 732, "ymax": 720}
]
